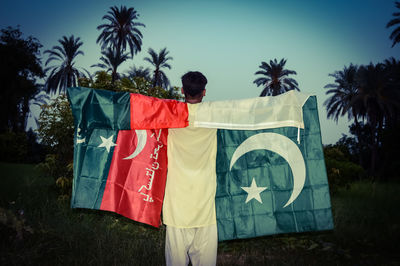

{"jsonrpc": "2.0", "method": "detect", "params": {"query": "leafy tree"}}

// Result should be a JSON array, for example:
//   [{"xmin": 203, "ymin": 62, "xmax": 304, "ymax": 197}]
[
  {"xmin": 96, "ymin": 5, "xmax": 145, "ymax": 57},
  {"xmin": 122, "ymin": 77, "xmax": 182, "ymax": 100},
  {"xmin": 324, "ymin": 64, "xmax": 360, "ymax": 126},
  {"xmin": 91, "ymin": 47, "xmax": 129, "ymax": 83},
  {"xmin": 386, "ymin": 1, "xmax": 400, "ymax": 47},
  {"xmin": 324, "ymin": 144, "xmax": 365, "ymax": 193},
  {"xmin": 78, "ymin": 71, "xmax": 183, "ymax": 100},
  {"xmin": 253, "ymin": 58, "xmax": 299, "ymax": 96},
  {"xmin": 343, "ymin": 123, "xmax": 373, "ymax": 169},
  {"xmin": 79, "ymin": 71, "xmax": 113, "ymax": 91},
  {"xmin": 144, "ymin": 47, "xmax": 173, "ymax": 89},
  {"xmin": 44, "ymin": 35, "xmax": 86, "ymax": 94},
  {"xmin": 37, "ymin": 94, "xmax": 74, "ymax": 177},
  {"xmin": 0, "ymin": 26, "xmax": 45, "ymax": 133}
]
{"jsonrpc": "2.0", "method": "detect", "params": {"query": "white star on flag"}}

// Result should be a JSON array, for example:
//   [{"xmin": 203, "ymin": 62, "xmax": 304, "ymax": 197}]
[
  {"xmin": 98, "ymin": 135, "xmax": 117, "ymax": 153},
  {"xmin": 241, "ymin": 178, "xmax": 268, "ymax": 204}
]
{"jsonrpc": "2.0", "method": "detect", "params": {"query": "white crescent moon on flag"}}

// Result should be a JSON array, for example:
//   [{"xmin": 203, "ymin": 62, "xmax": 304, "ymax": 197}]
[
  {"xmin": 229, "ymin": 132, "xmax": 306, "ymax": 208},
  {"xmin": 123, "ymin": 130, "xmax": 147, "ymax": 160},
  {"xmin": 76, "ymin": 127, "xmax": 85, "ymax": 144}
]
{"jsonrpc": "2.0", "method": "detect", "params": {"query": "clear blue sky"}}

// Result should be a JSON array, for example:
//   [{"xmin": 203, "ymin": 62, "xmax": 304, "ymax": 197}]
[{"xmin": 1, "ymin": 0, "xmax": 399, "ymax": 144}]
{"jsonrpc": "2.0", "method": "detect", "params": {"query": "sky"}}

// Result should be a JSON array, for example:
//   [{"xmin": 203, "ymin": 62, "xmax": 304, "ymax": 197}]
[{"xmin": 1, "ymin": 0, "xmax": 399, "ymax": 144}]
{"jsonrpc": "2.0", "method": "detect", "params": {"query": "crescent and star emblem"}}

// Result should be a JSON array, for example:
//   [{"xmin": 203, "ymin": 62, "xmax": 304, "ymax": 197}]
[
  {"xmin": 230, "ymin": 132, "xmax": 306, "ymax": 208},
  {"xmin": 94, "ymin": 129, "xmax": 305, "ymax": 208},
  {"xmin": 123, "ymin": 130, "xmax": 147, "ymax": 160}
]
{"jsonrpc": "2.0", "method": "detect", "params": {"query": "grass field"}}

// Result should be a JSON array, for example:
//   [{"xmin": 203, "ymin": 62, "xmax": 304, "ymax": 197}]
[{"xmin": 1, "ymin": 162, "xmax": 399, "ymax": 265}]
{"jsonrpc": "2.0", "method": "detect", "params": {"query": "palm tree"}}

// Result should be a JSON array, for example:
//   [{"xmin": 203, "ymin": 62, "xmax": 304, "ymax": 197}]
[
  {"xmin": 127, "ymin": 65, "xmax": 151, "ymax": 80},
  {"xmin": 144, "ymin": 47, "xmax": 173, "ymax": 88},
  {"xmin": 353, "ymin": 63, "xmax": 395, "ymax": 176},
  {"xmin": 44, "ymin": 35, "xmax": 86, "ymax": 94},
  {"xmin": 386, "ymin": 1, "xmax": 400, "ymax": 47},
  {"xmin": 355, "ymin": 63, "xmax": 394, "ymax": 128},
  {"xmin": 325, "ymin": 62, "xmax": 400, "ymax": 176},
  {"xmin": 324, "ymin": 64, "xmax": 360, "ymax": 126},
  {"xmin": 383, "ymin": 57, "xmax": 400, "ymax": 126},
  {"xmin": 91, "ymin": 47, "xmax": 129, "ymax": 83},
  {"xmin": 97, "ymin": 5, "xmax": 145, "ymax": 57},
  {"xmin": 253, "ymin": 58, "xmax": 299, "ymax": 96}
]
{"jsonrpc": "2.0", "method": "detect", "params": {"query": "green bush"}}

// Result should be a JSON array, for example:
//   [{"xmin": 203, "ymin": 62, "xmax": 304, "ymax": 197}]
[{"xmin": 324, "ymin": 145, "xmax": 366, "ymax": 193}]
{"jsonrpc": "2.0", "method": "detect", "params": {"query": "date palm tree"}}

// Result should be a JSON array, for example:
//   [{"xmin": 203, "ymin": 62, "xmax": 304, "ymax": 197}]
[
  {"xmin": 324, "ymin": 64, "xmax": 360, "ymax": 126},
  {"xmin": 386, "ymin": 1, "xmax": 400, "ymax": 47},
  {"xmin": 44, "ymin": 35, "xmax": 86, "ymax": 94},
  {"xmin": 91, "ymin": 47, "xmax": 129, "ymax": 83},
  {"xmin": 383, "ymin": 57, "xmax": 400, "ymax": 126},
  {"xmin": 354, "ymin": 63, "xmax": 396, "ymax": 176},
  {"xmin": 253, "ymin": 58, "xmax": 299, "ymax": 96},
  {"xmin": 127, "ymin": 65, "xmax": 151, "ymax": 81},
  {"xmin": 144, "ymin": 47, "xmax": 173, "ymax": 89},
  {"xmin": 355, "ymin": 63, "xmax": 394, "ymax": 128},
  {"xmin": 97, "ymin": 5, "xmax": 145, "ymax": 57}
]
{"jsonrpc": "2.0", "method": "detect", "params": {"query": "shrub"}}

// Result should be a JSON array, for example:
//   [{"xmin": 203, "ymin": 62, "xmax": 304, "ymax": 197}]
[{"xmin": 324, "ymin": 145, "xmax": 366, "ymax": 193}]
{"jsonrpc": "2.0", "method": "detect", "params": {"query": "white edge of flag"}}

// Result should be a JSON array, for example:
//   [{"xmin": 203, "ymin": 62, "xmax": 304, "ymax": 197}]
[{"xmin": 192, "ymin": 90, "xmax": 312, "ymax": 130}]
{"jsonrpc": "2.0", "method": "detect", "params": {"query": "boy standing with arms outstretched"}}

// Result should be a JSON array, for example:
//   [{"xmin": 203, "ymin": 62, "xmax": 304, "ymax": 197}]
[{"xmin": 163, "ymin": 71, "xmax": 218, "ymax": 266}]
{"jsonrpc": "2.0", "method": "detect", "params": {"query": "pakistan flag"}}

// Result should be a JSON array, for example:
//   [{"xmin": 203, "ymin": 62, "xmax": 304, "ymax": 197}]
[{"xmin": 215, "ymin": 96, "xmax": 333, "ymax": 241}]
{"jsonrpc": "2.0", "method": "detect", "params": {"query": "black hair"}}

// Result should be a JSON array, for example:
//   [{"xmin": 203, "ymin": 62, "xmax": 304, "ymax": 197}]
[{"xmin": 181, "ymin": 71, "xmax": 208, "ymax": 97}]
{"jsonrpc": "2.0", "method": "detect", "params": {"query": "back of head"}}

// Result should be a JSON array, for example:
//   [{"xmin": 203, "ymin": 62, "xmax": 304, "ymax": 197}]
[{"xmin": 181, "ymin": 71, "xmax": 208, "ymax": 101}]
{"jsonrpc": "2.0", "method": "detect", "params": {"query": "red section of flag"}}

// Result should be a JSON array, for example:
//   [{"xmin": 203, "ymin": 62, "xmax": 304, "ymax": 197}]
[
  {"xmin": 130, "ymin": 93, "xmax": 189, "ymax": 129},
  {"xmin": 100, "ymin": 129, "xmax": 168, "ymax": 227}
]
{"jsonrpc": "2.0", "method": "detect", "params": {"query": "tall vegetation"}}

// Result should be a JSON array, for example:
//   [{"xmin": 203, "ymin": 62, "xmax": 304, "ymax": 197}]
[
  {"xmin": 91, "ymin": 47, "xmax": 130, "ymax": 83},
  {"xmin": 386, "ymin": 1, "xmax": 400, "ymax": 47},
  {"xmin": 254, "ymin": 58, "xmax": 299, "ymax": 96},
  {"xmin": 128, "ymin": 65, "xmax": 151, "ymax": 80},
  {"xmin": 324, "ymin": 64, "xmax": 360, "ymax": 126},
  {"xmin": 44, "ymin": 35, "xmax": 86, "ymax": 94},
  {"xmin": 96, "ymin": 5, "xmax": 145, "ymax": 58},
  {"xmin": 94, "ymin": 5, "xmax": 145, "ymax": 84},
  {"xmin": 324, "ymin": 59, "xmax": 400, "ymax": 177},
  {"xmin": 36, "ymin": 95, "xmax": 74, "ymax": 178},
  {"xmin": 0, "ymin": 26, "xmax": 45, "ymax": 133},
  {"xmin": 144, "ymin": 47, "xmax": 173, "ymax": 89}
]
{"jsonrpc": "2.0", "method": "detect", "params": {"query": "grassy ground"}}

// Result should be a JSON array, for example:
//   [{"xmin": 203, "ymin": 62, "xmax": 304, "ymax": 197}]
[{"xmin": 1, "ymin": 162, "xmax": 399, "ymax": 265}]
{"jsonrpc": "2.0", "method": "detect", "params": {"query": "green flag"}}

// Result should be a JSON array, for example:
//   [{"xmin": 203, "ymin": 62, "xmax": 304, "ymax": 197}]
[{"xmin": 215, "ymin": 96, "xmax": 333, "ymax": 241}]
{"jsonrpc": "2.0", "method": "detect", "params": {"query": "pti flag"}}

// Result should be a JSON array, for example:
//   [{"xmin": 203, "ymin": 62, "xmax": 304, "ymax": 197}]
[
  {"xmin": 67, "ymin": 86, "xmax": 187, "ymax": 227},
  {"xmin": 67, "ymin": 86, "xmax": 333, "ymax": 238}
]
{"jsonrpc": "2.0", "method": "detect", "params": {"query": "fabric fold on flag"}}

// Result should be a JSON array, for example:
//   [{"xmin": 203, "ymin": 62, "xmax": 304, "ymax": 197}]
[
  {"xmin": 68, "ymin": 86, "xmax": 131, "ymax": 131},
  {"xmin": 192, "ymin": 90, "xmax": 310, "ymax": 130},
  {"xmin": 130, "ymin": 93, "xmax": 189, "ymax": 129}
]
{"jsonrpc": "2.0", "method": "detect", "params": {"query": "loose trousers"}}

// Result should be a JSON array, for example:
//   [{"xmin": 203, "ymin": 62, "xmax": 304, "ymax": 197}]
[{"xmin": 165, "ymin": 224, "xmax": 218, "ymax": 266}]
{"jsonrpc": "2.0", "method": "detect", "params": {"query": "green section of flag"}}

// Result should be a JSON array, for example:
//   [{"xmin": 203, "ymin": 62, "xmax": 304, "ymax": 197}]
[
  {"xmin": 216, "ymin": 96, "xmax": 333, "ymax": 241},
  {"xmin": 71, "ymin": 129, "xmax": 118, "ymax": 209},
  {"xmin": 67, "ymin": 87, "xmax": 131, "ymax": 131},
  {"xmin": 67, "ymin": 87, "xmax": 128, "ymax": 209}
]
